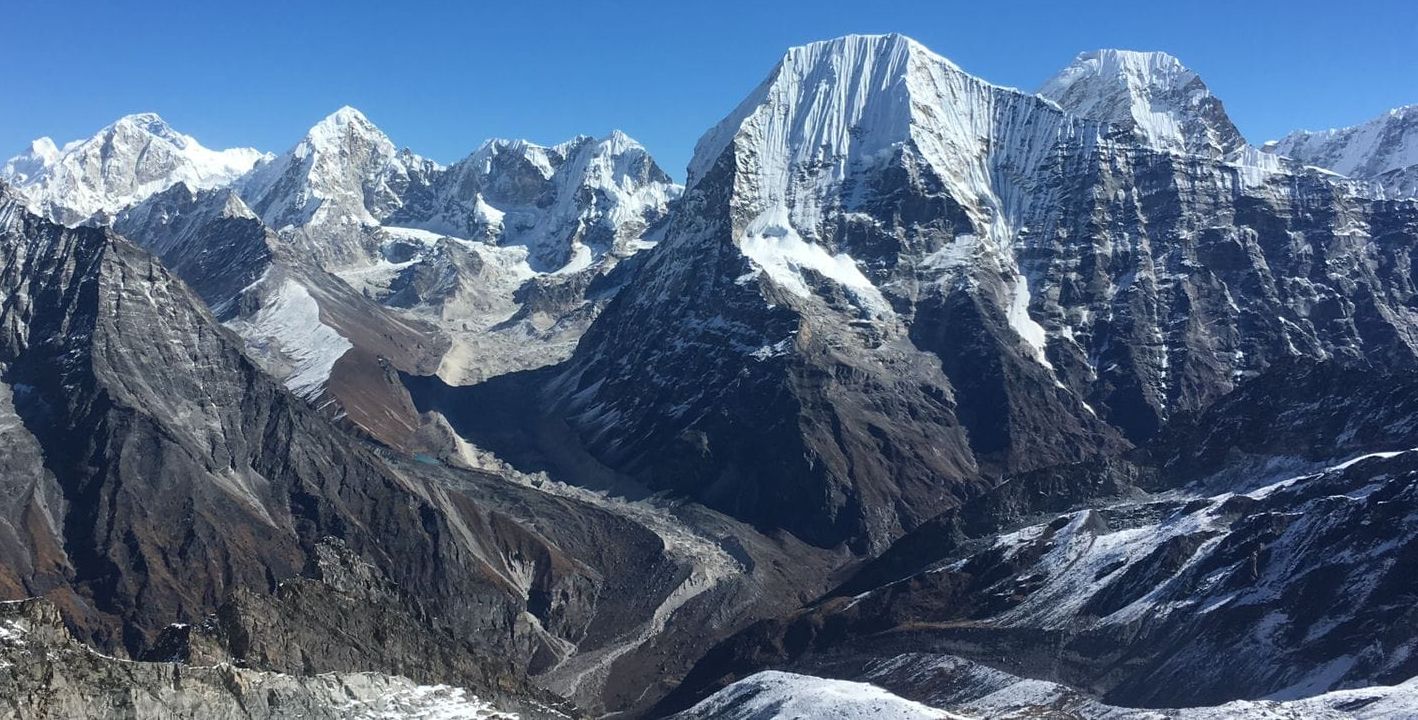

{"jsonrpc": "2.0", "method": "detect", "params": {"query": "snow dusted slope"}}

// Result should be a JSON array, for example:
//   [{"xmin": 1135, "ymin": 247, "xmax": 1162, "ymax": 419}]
[
  {"xmin": 0, "ymin": 113, "xmax": 267, "ymax": 225},
  {"xmin": 674, "ymin": 671, "xmax": 963, "ymax": 719},
  {"xmin": 1270, "ymin": 104, "xmax": 1418, "ymax": 197},
  {"xmin": 679, "ymin": 669, "xmax": 1418, "ymax": 720},
  {"xmin": 227, "ymin": 276, "xmax": 353, "ymax": 399},
  {"xmin": 1039, "ymin": 49, "xmax": 1245, "ymax": 157}
]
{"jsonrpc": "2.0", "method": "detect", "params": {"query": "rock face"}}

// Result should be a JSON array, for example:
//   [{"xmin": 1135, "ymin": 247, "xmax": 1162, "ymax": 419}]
[
  {"xmin": 113, "ymin": 183, "xmax": 446, "ymax": 449},
  {"xmin": 0, "ymin": 113, "xmax": 267, "ymax": 226},
  {"xmin": 547, "ymin": 33, "xmax": 1418, "ymax": 553},
  {"xmin": 0, "ymin": 598, "xmax": 529, "ymax": 720},
  {"xmin": 1269, "ymin": 104, "xmax": 1418, "ymax": 198},
  {"xmin": 0, "ymin": 184, "xmax": 470, "ymax": 653}
]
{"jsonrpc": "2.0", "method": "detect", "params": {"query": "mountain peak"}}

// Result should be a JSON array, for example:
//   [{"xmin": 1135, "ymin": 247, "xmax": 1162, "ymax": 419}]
[
  {"xmin": 313, "ymin": 105, "xmax": 372, "ymax": 130},
  {"xmin": 238, "ymin": 106, "xmax": 434, "ymax": 237},
  {"xmin": 1269, "ymin": 103, "xmax": 1418, "ymax": 196},
  {"xmin": 113, "ymin": 111, "xmax": 172, "ymax": 130},
  {"xmin": 687, "ymin": 33, "xmax": 936, "ymax": 190},
  {"xmin": 1072, "ymin": 48, "xmax": 1186, "ymax": 74},
  {"xmin": 301, "ymin": 106, "xmax": 391, "ymax": 151},
  {"xmin": 0, "ymin": 114, "xmax": 267, "ymax": 225},
  {"xmin": 1039, "ymin": 48, "xmax": 1244, "ymax": 156}
]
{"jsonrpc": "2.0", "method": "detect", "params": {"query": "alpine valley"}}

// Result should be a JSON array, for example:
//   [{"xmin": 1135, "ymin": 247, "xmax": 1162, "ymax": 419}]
[{"xmin": 3, "ymin": 32, "xmax": 1418, "ymax": 720}]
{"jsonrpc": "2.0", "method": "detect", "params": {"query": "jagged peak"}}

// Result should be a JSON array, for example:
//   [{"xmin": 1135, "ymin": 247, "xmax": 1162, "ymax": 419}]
[
  {"xmin": 312, "ymin": 105, "xmax": 373, "ymax": 132},
  {"xmin": 112, "ymin": 111, "xmax": 175, "ymax": 132},
  {"xmin": 1278, "ymin": 102, "xmax": 1418, "ymax": 140},
  {"xmin": 1, "ymin": 114, "xmax": 268, "ymax": 225},
  {"xmin": 686, "ymin": 32, "xmax": 1005, "ymax": 193},
  {"xmin": 465, "ymin": 130, "xmax": 659, "ymax": 176},
  {"xmin": 2, "ymin": 138, "xmax": 62, "ymax": 185},
  {"xmin": 216, "ymin": 186, "xmax": 259, "ymax": 220},
  {"xmin": 299, "ymin": 105, "xmax": 393, "ymax": 152},
  {"xmin": 1039, "ymin": 48, "xmax": 1244, "ymax": 156},
  {"xmin": 95, "ymin": 112, "xmax": 205, "ymax": 152},
  {"xmin": 1064, "ymin": 49, "xmax": 1190, "ymax": 79}
]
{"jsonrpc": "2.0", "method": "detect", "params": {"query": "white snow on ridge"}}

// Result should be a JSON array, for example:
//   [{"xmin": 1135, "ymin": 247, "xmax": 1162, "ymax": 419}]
[
  {"xmin": 677, "ymin": 671, "xmax": 965, "ymax": 720},
  {"xmin": 227, "ymin": 277, "xmax": 351, "ymax": 399},
  {"xmin": 1038, "ymin": 49, "xmax": 1239, "ymax": 156},
  {"xmin": 1, "ymin": 113, "xmax": 268, "ymax": 224},
  {"xmin": 405, "ymin": 130, "xmax": 680, "ymax": 273},
  {"xmin": 1270, "ymin": 104, "xmax": 1418, "ymax": 196},
  {"xmin": 334, "ymin": 682, "xmax": 518, "ymax": 719}
]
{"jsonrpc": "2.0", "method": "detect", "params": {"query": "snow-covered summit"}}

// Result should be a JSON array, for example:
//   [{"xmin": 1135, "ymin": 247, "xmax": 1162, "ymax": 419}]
[
  {"xmin": 686, "ymin": 32, "xmax": 1087, "ymax": 248},
  {"xmin": 689, "ymin": 33, "xmax": 927, "ymax": 191},
  {"xmin": 238, "ymin": 106, "xmax": 439, "ymax": 232},
  {"xmin": 1269, "ymin": 104, "xmax": 1418, "ymax": 197},
  {"xmin": 1038, "ymin": 49, "xmax": 1245, "ymax": 156},
  {"xmin": 0, "ymin": 113, "xmax": 268, "ymax": 225},
  {"xmin": 391, "ymin": 128, "xmax": 679, "ymax": 271}
]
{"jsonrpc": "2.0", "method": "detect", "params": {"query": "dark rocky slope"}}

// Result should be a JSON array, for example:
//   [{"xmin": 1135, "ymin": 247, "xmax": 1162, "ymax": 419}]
[{"xmin": 653, "ymin": 358, "xmax": 1418, "ymax": 715}]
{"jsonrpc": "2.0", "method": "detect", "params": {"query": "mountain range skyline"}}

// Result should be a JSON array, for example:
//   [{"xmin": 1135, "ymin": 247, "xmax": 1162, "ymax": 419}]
[{"xmin": 5, "ymin": 0, "xmax": 1415, "ymax": 179}]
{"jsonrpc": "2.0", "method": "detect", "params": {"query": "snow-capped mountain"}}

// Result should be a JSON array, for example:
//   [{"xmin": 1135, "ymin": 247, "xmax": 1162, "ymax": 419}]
[
  {"xmin": 1038, "ymin": 49, "xmax": 1246, "ymax": 157},
  {"xmin": 543, "ymin": 33, "xmax": 1418, "ymax": 556},
  {"xmin": 90, "ymin": 107, "xmax": 678, "ymax": 437},
  {"xmin": 0, "ymin": 113, "xmax": 267, "ymax": 226},
  {"xmin": 1269, "ymin": 104, "xmax": 1418, "ymax": 197},
  {"xmin": 0, "ymin": 183, "xmax": 740, "ymax": 720},
  {"xmin": 391, "ymin": 131, "xmax": 679, "ymax": 272},
  {"xmin": 236, "ymin": 106, "xmax": 440, "ymax": 266},
  {"xmin": 366, "ymin": 131, "xmax": 681, "ymax": 383}
]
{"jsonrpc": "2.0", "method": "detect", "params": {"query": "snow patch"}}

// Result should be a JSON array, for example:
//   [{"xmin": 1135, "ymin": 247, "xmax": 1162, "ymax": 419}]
[
  {"xmin": 227, "ymin": 277, "xmax": 351, "ymax": 399},
  {"xmin": 740, "ymin": 206, "xmax": 889, "ymax": 316}
]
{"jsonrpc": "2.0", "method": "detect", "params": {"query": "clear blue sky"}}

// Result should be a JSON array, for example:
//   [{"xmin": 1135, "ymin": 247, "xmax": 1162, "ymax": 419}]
[{"xmin": 5, "ymin": 0, "xmax": 1415, "ymax": 179}]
